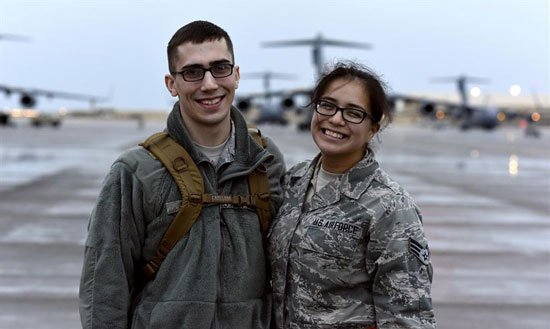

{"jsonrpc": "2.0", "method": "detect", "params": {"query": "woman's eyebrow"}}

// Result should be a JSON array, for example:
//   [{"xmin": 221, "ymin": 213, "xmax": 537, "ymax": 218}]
[{"xmin": 320, "ymin": 97, "xmax": 366, "ymax": 111}]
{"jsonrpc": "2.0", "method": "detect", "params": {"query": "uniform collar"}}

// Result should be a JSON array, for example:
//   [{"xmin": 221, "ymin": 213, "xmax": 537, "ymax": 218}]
[
  {"xmin": 340, "ymin": 148, "xmax": 379, "ymax": 200},
  {"xmin": 166, "ymin": 101, "xmax": 267, "ymax": 167},
  {"xmin": 290, "ymin": 149, "xmax": 379, "ymax": 209}
]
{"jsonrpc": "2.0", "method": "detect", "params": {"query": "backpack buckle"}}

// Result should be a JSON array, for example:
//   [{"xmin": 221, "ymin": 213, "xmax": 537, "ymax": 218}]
[
  {"xmin": 238, "ymin": 195, "xmax": 252, "ymax": 206},
  {"xmin": 173, "ymin": 157, "xmax": 187, "ymax": 171},
  {"xmin": 143, "ymin": 258, "xmax": 161, "ymax": 278},
  {"xmin": 189, "ymin": 194, "xmax": 202, "ymax": 203},
  {"xmin": 258, "ymin": 192, "xmax": 270, "ymax": 201}
]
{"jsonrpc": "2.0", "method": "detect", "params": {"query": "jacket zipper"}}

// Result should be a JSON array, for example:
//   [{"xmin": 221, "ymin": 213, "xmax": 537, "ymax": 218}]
[{"xmin": 214, "ymin": 167, "xmax": 223, "ymax": 329}]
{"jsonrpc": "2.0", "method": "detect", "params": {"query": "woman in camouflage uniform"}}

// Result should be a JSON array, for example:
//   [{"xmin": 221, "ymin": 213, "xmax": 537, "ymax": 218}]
[{"xmin": 268, "ymin": 62, "xmax": 436, "ymax": 329}]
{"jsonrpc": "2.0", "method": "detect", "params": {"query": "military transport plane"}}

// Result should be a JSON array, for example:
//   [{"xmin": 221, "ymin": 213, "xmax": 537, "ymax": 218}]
[
  {"xmin": 0, "ymin": 84, "xmax": 108, "ymax": 127},
  {"xmin": 236, "ymin": 71, "xmax": 297, "ymax": 125},
  {"xmin": 404, "ymin": 75, "xmax": 542, "ymax": 133},
  {"xmin": 235, "ymin": 35, "xmax": 539, "ymax": 134},
  {"xmin": 407, "ymin": 75, "xmax": 500, "ymax": 130},
  {"xmin": 262, "ymin": 33, "xmax": 372, "ymax": 79},
  {"xmin": 235, "ymin": 34, "xmax": 372, "ymax": 128},
  {"xmin": 0, "ymin": 33, "xmax": 109, "ymax": 127}
]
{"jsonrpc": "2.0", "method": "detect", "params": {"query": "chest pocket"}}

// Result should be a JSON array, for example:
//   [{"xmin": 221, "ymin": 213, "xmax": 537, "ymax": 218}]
[{"xmin": 298, "ymin": 211, "xmax": 365, "ymax": 262}]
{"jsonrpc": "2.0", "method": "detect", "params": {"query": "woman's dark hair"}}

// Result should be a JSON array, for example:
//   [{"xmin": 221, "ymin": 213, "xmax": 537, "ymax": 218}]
[{"xmin": 309, "ymin": 61, "xmax": 392, "ymax": 129}]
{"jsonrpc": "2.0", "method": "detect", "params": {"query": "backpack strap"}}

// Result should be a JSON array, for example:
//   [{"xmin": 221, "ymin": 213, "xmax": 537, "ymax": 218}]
[
  {"xmin": 138, "ymin": 128, "xmax": 272, "ymax": 283},
  {"xmin": 247, "ymin": 127, "xmax": 272, "ymax": 236},
  {"xmin": 139, "ymin": 132, "xmax": 205, "ymax": 282}
]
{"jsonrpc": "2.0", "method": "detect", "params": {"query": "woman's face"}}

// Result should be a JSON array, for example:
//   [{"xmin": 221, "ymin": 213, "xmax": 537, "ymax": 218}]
[{"xmin": 311, "ymin": 78, "xmax": 379, "ymax": 170}]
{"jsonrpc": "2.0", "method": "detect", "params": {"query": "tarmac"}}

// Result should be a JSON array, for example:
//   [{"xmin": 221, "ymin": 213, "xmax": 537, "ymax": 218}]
[{"xmin": 0, "ymin": 117, "xmax": 549, "ymax": 328}]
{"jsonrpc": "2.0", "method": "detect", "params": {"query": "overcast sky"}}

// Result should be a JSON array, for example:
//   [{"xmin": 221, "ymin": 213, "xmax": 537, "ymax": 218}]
[{"xmin": 0, "ymin": 0, "xmax": 548, "ymax": 110}]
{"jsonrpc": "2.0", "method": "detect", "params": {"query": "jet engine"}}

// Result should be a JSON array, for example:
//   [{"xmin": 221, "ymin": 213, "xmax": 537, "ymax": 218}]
[
  {"xmin": 419, "ymin": 102, "xmax": 436, "ymax": 117},
  {"xmin": 20, "ymin": 93, "xmax": 37, "ymax": 108},
  {"xmin": 235, "ymin": 98, "xmax": 251, "ymax": 112},
  {"xmin": 281, "ymin": 97, "xmax": 294, "ymax": 109}
]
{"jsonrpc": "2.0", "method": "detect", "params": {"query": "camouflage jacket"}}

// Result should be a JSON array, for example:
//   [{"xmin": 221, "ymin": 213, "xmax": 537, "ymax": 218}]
[{"xmin": 268, "ymin": 151, "xmax": 435, "ymax": 329}]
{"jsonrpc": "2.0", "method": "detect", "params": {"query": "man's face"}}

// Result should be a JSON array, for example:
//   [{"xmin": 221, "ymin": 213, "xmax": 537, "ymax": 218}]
[{"xmin": 165, "ymin": 39, "xmax": 240, "ymax": 130}]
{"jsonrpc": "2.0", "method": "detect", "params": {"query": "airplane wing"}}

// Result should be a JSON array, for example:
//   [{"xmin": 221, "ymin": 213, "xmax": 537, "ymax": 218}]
[
  {"xmin": 430, "ymin": 76, "xmax": 490, "ymax": 84},
  {"xmin": 262, "ymin": 39, "xmax": 372, "ymax": 49},
  {"xmin": 0, "ymin": 84, "xmax": 108, "ymax": 102},
  {"xmin": 236, "ymin": 87, "xmax": 312, "ymax": 103},
  {"xmin": 0, "ymin": 84, "xmax": 109, "ymax": 108},
  {"xmin": 0, "ymin": 33, "xmax": 30, "ymax": 42},
  {"xmin": 236, "ymin": 90, "xmax": 287, "ymax": 100},
  {"xmin": 317, "ymin": 39, "xmax": 372, "ymax": 49},
  {"xmin": 262, "ymin": 39, "xmax": 316, "ymax": 47},
  {"xmin": 243, "ymin": 72, "xmax": 296, "ymax": 80}
]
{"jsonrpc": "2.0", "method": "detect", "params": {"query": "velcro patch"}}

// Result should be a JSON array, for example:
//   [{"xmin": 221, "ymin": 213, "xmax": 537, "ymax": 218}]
[
  {"xmin": 409, "ymin": 238, "xmax": 430, "ymax": 266},
  {"xmin": 165, "ymin": 200, "xmax": 182, "ymax": 215}
]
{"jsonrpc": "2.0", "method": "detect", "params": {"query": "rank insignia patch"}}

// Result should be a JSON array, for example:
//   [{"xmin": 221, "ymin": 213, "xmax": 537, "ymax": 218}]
[{"xmin": 409, "ymin": 238, "xmax": 430, "ymax": 265}]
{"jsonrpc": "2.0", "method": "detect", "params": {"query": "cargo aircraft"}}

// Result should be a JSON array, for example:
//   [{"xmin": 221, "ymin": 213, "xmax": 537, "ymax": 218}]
[
  {"xmin": 0, "ymin": 84, "xmax": 108, "ymax": 127},
  {"xmin": 401, "ymin": 75, "xmax": 542, "ymax": 133},
  {"xmin": 0, "ymin": 33, "xmax": 108, "ymax": 127},
  {"xmin": 236, "ymin": 71, "xmax": 296, "ymax": 125},
  {"xmin": 235, "ymin": 33, "xmax": 372, "ymax": 129},
  {"xmin": 235, "ymin": 34, "xmax": 540, "ymax": 134}
]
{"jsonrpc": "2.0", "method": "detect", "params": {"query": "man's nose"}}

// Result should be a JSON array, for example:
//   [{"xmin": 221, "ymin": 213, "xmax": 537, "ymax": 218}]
[{"xmin": 200, "ymin": 71, "xmax": 219, "ymax": 90}]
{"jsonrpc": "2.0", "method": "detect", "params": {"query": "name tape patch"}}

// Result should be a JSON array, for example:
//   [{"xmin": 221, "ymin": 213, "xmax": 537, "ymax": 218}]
[{"xmin": 309, "ymin": 217, "xmax": 362, "ymax": 238}]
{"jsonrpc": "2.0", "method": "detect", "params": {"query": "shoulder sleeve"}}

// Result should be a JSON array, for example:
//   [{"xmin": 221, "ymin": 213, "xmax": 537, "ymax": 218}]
[
  {"xmin": 79, "ymin": 160, "xmax": 147, "ymax": 329},
  {"xmin": 366, "ymin": 193, "xmax": 436, "ymax": 328},
  {"xmin": 262, "ymin": 135, "xmax": 286, "ymax": 215}
]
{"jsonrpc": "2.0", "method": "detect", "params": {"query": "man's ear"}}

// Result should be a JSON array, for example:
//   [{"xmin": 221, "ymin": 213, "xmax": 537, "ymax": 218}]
[
  {"xmin": 165, "ymin": 74, "xmax": 178, "ymax": 97},
  {"xmin": 234, "ymin": 65, "xmax": 240, "ymax": 89}
]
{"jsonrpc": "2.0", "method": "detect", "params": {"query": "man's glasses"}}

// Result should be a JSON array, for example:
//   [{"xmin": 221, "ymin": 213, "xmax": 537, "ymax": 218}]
[
  {"xmin": 173, "ymin": 63, "xmax": 234, "ymax": 82},
  {"xmin": 315, "ymin": 100, "xmax": 374, "ymax": 124}
]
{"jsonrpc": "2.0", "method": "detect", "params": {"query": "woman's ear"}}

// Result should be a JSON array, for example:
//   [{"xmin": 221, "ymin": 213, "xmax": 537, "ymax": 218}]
[{"xmin": 372, "ymin": 122, "xmax": 381, "ymax": 135}]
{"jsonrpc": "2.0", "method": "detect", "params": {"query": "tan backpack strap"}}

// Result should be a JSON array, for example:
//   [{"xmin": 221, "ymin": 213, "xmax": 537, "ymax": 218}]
[
  {"xmin": 137, "ymin": 127, "xmax": 272, "ymax": 284},
  {"xmin": 247, "ymin": 127, "xmax": 272, "ymax": 236},
  {"xmin": 139, "ymin": 132, "xmax": 205, "ymax": 282}
]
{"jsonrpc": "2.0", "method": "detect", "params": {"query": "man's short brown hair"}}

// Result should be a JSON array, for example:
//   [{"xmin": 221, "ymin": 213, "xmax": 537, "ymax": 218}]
[{"xmin": 167, "ymin": 21, "xmax": 234, "ymax": 73}]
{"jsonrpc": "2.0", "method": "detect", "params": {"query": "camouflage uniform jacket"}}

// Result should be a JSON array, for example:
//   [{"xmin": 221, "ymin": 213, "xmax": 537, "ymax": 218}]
[
  {"xmin": 268, "ymin": 151, "xmax": 435, "ymax": 329},
  {"xmin": 79, "ymin": 103, "xmax": 285, "ymax": 329}
]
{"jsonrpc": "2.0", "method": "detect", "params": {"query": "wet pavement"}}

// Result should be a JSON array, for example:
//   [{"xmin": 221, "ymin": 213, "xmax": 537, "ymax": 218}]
[{"xmin": 1, "ymin": 118, "xmax": 549, "ymax": 328}]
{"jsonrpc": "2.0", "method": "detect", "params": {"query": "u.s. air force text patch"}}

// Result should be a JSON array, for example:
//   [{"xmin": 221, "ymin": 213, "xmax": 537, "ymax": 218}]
[
  {"xmin": 409, "ymin": 238, "xmax": 431, "ymax": 265},
  {"xmin": 309, "ymin": 217, "xmax": 362, "ymax": 238}
]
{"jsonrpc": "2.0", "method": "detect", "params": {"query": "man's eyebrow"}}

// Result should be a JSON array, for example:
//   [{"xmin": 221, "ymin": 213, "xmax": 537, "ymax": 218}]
[
  {"xmin": 210, "ymin": 59, "xmax": 232, "ymax": 65},
  {"xmin": 180, "ymin": 59, "xmax": 232, "ymax": 70}
]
